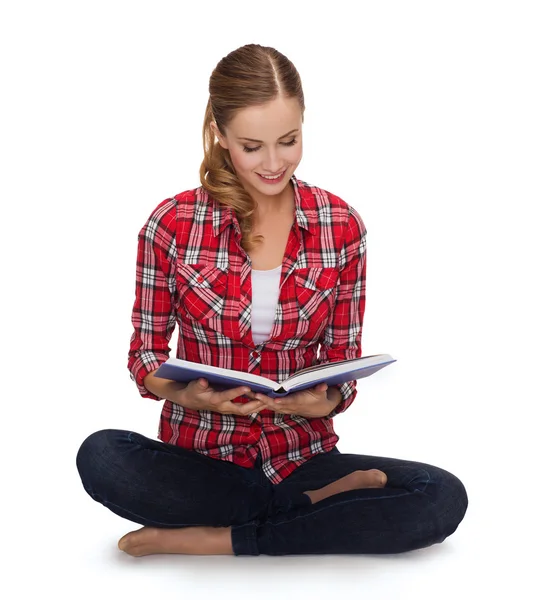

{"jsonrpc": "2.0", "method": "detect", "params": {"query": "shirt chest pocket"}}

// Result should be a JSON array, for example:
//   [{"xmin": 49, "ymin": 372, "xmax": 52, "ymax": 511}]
[
  {"xmin": 292, "ymin": 267, "xmax": 339, "ymax": 328},
  {"xmin": 175, "ymin": 263, "xmax": 228, "ymax": 325}
]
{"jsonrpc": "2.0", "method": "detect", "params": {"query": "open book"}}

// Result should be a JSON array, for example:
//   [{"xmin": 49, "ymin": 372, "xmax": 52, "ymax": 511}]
[{"xmin": 154, "ymin": 354, "xmax": 396, "ymax": 398}]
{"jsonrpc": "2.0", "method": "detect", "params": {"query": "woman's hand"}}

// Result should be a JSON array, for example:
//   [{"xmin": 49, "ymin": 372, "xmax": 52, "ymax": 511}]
[
  {"xmin": 253, "ymin": 383, "xmax": 340, "ymax": 418},
  {"xmin": 175, "ymin": 378, "xmax": 268, "ymax": 416}
]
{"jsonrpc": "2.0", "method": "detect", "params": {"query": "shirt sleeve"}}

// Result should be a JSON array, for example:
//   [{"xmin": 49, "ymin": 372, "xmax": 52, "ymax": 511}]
[
  {"xmin": 319, "ymin": 205, "xmax": 367, "ymax": 418},
  {"xmin": 127, "ymin": 198, "xmax": 178, "ymax": 400}
]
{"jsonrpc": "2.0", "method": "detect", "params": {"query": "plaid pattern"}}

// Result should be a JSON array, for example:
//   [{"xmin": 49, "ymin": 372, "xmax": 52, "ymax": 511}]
[{"xmin": 128, "ymin": 175, "xmax": 366, "ymax": 483}]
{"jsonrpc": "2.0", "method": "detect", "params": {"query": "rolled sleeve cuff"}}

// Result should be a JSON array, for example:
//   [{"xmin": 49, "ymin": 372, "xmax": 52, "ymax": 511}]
[
  {"xmin": 128, "ymin": 350, "xmax": 168, "ymax": 401},
  {"xmin": 327, "ymin": 380, "xmax": 357, "ymax": 418}
]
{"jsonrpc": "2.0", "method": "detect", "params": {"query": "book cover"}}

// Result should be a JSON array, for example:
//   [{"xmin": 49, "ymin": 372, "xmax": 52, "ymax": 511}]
[{"xmin": 155, "ymin": 354, "xmax": 396, "ymax": 398}]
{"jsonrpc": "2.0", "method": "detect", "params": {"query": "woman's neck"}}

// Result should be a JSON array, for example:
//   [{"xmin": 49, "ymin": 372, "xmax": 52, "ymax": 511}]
[{"xmin": 252, "ymin": 183, "xmax": 295, "ymax": 225}]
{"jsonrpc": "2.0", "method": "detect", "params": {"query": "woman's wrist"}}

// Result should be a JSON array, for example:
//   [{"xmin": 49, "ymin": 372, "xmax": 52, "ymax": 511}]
[
  {"xmin": 144, "ymin": 369, "xmax": 188, "ymax": 402},
  {"xmin": 326, "ymin": 386, "xmax": 343, "ymax": 406}
]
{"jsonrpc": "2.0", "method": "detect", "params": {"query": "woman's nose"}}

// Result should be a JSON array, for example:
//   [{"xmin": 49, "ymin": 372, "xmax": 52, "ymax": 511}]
[{"xmin": 262, "ymin": 148, "xmax": 284, "ymax": 173}]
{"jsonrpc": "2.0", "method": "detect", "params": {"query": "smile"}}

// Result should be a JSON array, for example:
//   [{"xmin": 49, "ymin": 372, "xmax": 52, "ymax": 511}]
[{"xmin": 256, "ymin": 169, "xmax": 286, "ymax": 183}]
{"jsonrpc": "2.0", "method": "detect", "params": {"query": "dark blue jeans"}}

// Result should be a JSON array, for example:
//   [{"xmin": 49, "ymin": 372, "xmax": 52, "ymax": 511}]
[{"xmin": 76, "ymin": 429, "xmax": 467, "ymax": 556}]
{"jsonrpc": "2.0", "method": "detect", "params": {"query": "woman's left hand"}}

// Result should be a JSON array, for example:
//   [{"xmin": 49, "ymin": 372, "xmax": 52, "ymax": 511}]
[{"xmin": 252, "ymin": 383, "xmax": 340, "ymax": 418}]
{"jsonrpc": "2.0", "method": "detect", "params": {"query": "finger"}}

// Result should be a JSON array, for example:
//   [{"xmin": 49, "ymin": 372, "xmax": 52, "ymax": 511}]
[
  {"xmin": 219, "ymin": 386, "xmax": 251, "ymax": 403},
  {"xmin": 261, "ymin": 398, "xmax": 288, "ymax": 413},
  {"xmin": 241, "ymin": 398, "xmax": 265, "ymax": 408},
  {"xmin": 253, "ymin": 394, "xmax": 277, "ymax": 409},
  {"xmin": 240, "ymin": 401, "xmax": 267, "ymax": 415}
]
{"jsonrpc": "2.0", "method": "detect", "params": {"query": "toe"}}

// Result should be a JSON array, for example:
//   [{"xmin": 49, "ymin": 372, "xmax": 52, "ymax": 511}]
[
  {"xmin": 355, "ymin": 469, "xmax": 387, "ymax": 487},
  {"xmin": 118, "ymin": 536, "xmax": 129, "ymax": 551},
  {"xmin": 118, "ymin": 529, "xmax": 141, "ymax": 552}
]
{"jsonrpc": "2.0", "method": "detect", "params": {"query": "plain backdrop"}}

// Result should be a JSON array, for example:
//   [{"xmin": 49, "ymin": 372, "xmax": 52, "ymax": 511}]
[{"xmin": 2, "ymin": 1, "xmax": 550, "ymax": 598}]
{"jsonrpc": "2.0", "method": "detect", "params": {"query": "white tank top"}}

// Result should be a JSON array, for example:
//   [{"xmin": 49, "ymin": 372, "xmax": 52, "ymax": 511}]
[{"xmin": 251, "ymin": 265, "xmax": 282, "ymax": 345}]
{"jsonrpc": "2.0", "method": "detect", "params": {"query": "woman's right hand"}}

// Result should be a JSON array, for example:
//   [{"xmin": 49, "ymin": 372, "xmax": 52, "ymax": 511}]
[{"xmin": 175, "ymin": 378, "xmax": 267, "ymax": 416}]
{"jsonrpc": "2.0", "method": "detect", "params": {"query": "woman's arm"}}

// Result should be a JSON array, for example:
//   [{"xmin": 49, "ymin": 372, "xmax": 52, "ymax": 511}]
[
  {"xmin": 143, "ymin": 368, "xmax": 188, "ymax": 402},
  {"xmin": 319, "ymin": 205, "xmax": 367, "ymax": 418},
  {"xmin": 127, "ymin": 199, "xmax": 178, "ymax": 400}
]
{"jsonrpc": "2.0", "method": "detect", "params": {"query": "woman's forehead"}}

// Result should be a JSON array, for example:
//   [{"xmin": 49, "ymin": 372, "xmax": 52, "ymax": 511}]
[{"xmin": 226, "ymin": 97, "xmax": 302, "ymax": 140}]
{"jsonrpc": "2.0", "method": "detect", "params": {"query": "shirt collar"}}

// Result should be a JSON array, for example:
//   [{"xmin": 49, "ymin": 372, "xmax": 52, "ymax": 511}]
[{"xmin": 211, "ymin": 174, "xmax": 319, "ymax": 237}]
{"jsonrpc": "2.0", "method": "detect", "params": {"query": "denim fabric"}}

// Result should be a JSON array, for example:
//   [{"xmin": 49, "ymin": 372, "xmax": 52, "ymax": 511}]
[{"xmin": 76, "ymin": 429, "xmax": 468, "ymax": 556}]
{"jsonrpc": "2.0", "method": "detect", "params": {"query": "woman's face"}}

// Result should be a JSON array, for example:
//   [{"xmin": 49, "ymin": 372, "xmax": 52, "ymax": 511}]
[{"xmin": 212, "ymin": 95, "xmax": 303, "ymax": 203}]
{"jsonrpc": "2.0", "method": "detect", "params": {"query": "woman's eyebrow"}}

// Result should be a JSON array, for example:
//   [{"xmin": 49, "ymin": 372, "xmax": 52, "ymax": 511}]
[{"xmin": 236, "ymin": 129, "xmax": 299, "ymax": 143}]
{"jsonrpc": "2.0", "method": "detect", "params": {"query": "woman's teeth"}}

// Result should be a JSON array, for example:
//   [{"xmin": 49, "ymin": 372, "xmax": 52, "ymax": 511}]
[{"xmin": 258, "ymin": 171, "xmax": 285, "ymax": 181}]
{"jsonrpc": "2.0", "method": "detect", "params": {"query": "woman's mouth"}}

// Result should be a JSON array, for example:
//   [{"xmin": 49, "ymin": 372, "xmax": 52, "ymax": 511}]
[{"xmin": 256, "ymin": 169, "xmax": 286, "ymax": 184}]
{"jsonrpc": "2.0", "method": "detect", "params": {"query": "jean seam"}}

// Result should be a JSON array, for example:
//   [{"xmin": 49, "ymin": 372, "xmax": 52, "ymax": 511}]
[
  {"xmin": 262, "ymin": 489, "xmax": 414, "ymax": 529},
  {"xmin": 404, "ymin": 468, "xmax": 431, "ymax": 494},
  {"xmin": 232, "ymin": 521, "xmax": 259, "ymax": 555}
]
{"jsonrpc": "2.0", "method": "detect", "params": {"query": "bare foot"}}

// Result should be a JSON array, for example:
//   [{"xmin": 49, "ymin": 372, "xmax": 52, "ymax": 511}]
[
  {"xmin": 118, "ymin": 525, "xmax": 233, "ymax": 557},
  {"xmin": 304, "ymin": 469, "xmax": 387, "ymax": 504}
]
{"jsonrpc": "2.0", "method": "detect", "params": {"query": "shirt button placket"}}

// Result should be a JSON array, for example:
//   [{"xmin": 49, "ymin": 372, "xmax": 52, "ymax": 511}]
[{"xmin": 250, "ymin": 348, "xmax": 261, "ymax": 371}]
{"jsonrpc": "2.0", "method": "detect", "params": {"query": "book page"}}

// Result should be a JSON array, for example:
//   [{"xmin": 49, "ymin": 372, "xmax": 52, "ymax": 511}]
[
  {"xmin": 286, "ymin": 355, "xmax": 381, "ymax": 379},
  {"xmin": 159, "ymin": 357, "xmax": 279, "ymax": 389},
  {"xmin": 282, "ymin": 354, "xmax": 394, "ymax": 389}
]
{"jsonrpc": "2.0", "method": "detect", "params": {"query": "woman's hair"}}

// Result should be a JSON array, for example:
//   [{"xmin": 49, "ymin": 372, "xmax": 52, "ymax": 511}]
[{"xmin": 199, "ymin": 44, "xmax": 305, "ymax": 251}]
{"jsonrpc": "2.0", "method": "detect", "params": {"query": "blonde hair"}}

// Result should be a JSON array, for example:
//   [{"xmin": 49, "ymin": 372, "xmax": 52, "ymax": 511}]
[{"xmin": 199, "ymin": 44, "xmax": 305, "ymax": 251}]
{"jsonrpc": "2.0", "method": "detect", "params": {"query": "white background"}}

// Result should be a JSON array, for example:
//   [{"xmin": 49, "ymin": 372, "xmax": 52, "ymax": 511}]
[{"xmin": 2, "ymin": 0, "xmax": 550, "ymax": 598}]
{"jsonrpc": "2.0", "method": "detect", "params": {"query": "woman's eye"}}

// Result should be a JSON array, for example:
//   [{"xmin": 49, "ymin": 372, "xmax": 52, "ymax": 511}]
[{"xmin": 242, "ymin": 138, "xmax": 297, "ymax": 153}]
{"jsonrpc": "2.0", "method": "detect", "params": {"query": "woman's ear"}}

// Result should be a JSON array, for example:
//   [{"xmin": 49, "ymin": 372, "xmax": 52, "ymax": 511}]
[{"xmin": 210, "ymin": 121, "xmax": 228, "ymax": 149}]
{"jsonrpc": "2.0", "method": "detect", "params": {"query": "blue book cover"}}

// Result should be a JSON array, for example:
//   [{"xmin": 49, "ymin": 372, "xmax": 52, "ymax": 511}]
[{"xmin": 155, "ymin": 354, "xmax": 396, "ymax": 398}]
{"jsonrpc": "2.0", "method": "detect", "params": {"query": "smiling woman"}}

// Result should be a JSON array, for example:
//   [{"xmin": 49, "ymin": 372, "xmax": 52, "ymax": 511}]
[
  {"xmin": 200, "ymin": 47, "xmax": 306, "ymax": 253},
  {"xmin": 75, "ymin": 43, "xmax": 468, "ymax": 559},
  {"xmin": 212, "ymin": 96, "xmax": 303, "ymax": 208}
]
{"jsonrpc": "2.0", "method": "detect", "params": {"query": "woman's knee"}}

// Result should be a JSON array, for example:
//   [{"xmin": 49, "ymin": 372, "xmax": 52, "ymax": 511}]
[
  {"xmin": 430, "ymin": 467, "xmax": 468, "ymax": 540},
  {"xmin": 75, "ymin": 428, "xmax": 131, "ymax": 494}
]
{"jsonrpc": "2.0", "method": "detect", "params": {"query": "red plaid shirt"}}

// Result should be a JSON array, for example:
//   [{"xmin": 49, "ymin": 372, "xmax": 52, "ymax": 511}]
[{"xmin": 128, "ymin": 175, "xmax": 366, "ymax": 483}]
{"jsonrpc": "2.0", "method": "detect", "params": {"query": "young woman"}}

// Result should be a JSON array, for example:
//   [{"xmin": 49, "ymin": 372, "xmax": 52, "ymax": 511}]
[{"xmin": 76, "ymin": 43, "xmax": 468, "ymax": 557}]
